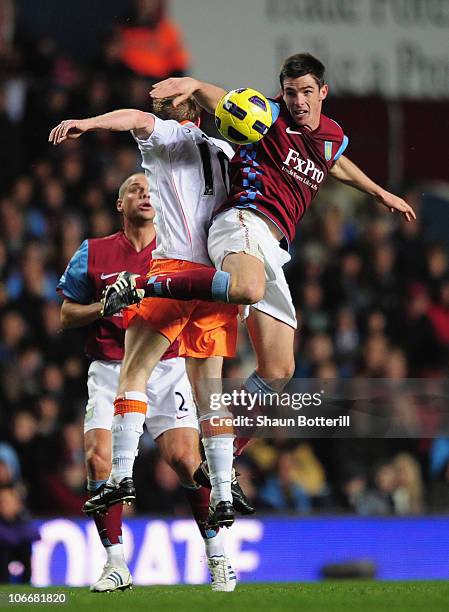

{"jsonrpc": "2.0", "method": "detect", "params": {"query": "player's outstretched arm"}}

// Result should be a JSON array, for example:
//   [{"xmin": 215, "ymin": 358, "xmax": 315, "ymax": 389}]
[
  {"xmin": 60, "ymin": 299, "xmax": 103, "ymax": 329},
  {"xmin": 150, "ymin": 77, "xmax": 226, "ymax": 114},
  {"xmin": 330, "ymin": 155, "xmax": 416, "ymax": 222},
  {"xmin": 48, "ymin": 110, "xmax": 155, "ymax": 145}
]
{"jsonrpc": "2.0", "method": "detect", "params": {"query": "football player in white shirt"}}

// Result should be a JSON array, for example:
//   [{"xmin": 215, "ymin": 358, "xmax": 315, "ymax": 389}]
[
  {"xmin": 58, "ymin": 173, "xmax": 236, "ymax": 592},
  {"xmin": 49, "ymin": 99, "xmax": 240, "ymax": 545}
]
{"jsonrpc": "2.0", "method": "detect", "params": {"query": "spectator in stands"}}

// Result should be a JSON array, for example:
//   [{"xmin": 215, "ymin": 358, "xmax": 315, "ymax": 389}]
[
  {"xmin": 300, "ymin": 281, "xmax": 330, "ymax": 335},
  {"xmin": 360, "ymin": 334, "xmax": 389, "ymax": 377},
  {"xmin": 428, "ymin": 434, "xmax": 449, "ymax": 511},
  {"xmin": 334, "ymin": 307, "xmax": 359, "ymax": 373},
  {"xmin": 343, "ymin": 462, "xmax": 395, "ymax": 516},
  {"xmin": 405, "ymin": 283, "xmax": 443, "ymax": 375},
  {"xmin": 428, "ymin": 281, "xmax": 449, "ymax": 351},
  {"xmin": 0, "ymin": 87, "xmax": 22, "ymax": 191},
  {"xmin": 0, "ymin": 444, "xmax": 39, "ymax": 584},
  {"xmin": 117, "ymin": 0, "xmax": 189, "ymax": 81},
  {"xmin": 425, "ymin": 244, "xmax": 448, "ymax": 298},
  {"xmin": 0, "ymin": 484, "xmax": 39, "ymax": 583},
  {"xmin": 259, "ymin": 448, "xmax": 326, "ymax": 515},
  {"xmin": 392, "ymin": 453, "xmax": 424, "ymax": 515}
]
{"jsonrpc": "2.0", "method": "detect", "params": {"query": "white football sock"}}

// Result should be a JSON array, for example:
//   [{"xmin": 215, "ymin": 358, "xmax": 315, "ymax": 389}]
[
  {"xmin": 202, "ymin": 436, "xmax": 234, "ymax": 505},
  {"xmin": 106, "ymin": 543, "xmax": 127, "ymax": 568},
  {"xmin": 204, "ymin": 529, "xmax": 225, "ymax": 558},
  {"xmin": 109, "ymin": 391, "xmax": 147, "ymax": 484}
]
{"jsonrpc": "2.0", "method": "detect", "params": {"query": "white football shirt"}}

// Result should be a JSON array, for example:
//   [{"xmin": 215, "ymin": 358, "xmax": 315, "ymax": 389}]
[{"xmin": 133, "ymin": 116, "xmax": 234, "ymax": 266}]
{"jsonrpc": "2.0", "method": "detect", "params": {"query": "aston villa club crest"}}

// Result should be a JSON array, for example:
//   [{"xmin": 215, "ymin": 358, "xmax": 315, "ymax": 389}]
[{"xmin": 324, "ymin": 141, "xmax": 333, "ymax": 161}]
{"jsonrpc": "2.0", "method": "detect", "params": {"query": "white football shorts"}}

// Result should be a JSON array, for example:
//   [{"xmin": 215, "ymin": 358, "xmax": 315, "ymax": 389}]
[
  {"xmin": 84, "ymin": 357, "xmax": 198, "ymax": 439},
  {"xmin": 207, "ymin": 208, "xmax": 297, "ymax": 329}
]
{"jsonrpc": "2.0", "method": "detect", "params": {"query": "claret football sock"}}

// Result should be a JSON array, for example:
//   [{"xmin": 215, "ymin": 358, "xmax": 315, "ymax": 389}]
[
  {"xmin": 96, "ymin": 508, "xmax": 125, "ymax": 562},
  {"xmin": 143, "ymin": 269, "xmax": 230, "ymax": 302},
  {"xmin": 109, "ymin": 392, "xmax": 147, "ymax": 484},
  {"xmin": 182, "ymin": 482, "xmax": 221, "ymax": 541},
  {"xmin": 87, "ymin": 480, "xmax": 126, "ymax": 565}
]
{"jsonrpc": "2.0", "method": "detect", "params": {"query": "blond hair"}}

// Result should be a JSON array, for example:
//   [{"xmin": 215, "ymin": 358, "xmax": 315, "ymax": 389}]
[{"xmin": 152, "ymin": 96, "xmax": 201, "ymax": 123}]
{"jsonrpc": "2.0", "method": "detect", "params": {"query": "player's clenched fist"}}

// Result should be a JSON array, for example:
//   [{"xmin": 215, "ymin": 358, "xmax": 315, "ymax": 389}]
[
  {"xmin": 48, "ymin": 118, "xmax": 91, "ymax": 145},
  {"xmin": 100, "ymin": 272, "xmax": 145, "ymax": 317}
]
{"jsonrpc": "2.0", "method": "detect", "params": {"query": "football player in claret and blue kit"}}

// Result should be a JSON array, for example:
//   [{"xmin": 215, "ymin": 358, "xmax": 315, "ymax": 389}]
[{"xmin": 139, "ymin": 52, "xmax": 416, "ymax": 460}]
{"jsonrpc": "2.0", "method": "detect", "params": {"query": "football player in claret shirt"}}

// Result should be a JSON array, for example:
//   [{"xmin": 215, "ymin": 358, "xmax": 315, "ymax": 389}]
[
  {"xmin": 57, "ymin": 173, "xmax": 236, "ymax": 592},
  {"xmin": 136, "ymin": 52, "xmax": 417, "ymax": 457}
]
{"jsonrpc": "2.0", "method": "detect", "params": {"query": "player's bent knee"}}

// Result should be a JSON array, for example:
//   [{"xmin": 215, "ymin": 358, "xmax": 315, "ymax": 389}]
[
  {"xmin": 258, "ymin": 359, "xmax": 295, "ymax": 383},
  {"xmin": 229, "ymin": 280, "xmax": 265, "ymax": 305}
]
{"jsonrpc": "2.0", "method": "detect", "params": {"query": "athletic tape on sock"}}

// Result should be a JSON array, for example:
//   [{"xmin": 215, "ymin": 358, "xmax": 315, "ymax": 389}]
[
  {"xmin": 203, "ymin": 436, "xmax": 235, "ymax": 452},
  {"xmin": 111, "ymin": 421, "xmax": 145, "ymax": 434}
]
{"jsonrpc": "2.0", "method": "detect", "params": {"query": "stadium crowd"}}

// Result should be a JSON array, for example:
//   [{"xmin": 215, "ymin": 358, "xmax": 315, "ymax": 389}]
[{"xmin": 1, "ymin": 1, "xmax": 449, "ymax": 530}]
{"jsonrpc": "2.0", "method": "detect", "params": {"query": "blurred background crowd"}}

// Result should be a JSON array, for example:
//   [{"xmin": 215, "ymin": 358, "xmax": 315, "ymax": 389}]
[{"xmin": 1, "ymin": 0, "xmax": 449, "ymax": 549}]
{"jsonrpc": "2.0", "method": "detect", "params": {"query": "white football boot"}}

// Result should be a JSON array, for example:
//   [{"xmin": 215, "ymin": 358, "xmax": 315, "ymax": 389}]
[
  {"xmin": 90, "ymin": 564, "xmax": 132, "ymax": 592},
  {"xmin": 207, "ymin": 555, "xmax": 237, "ymax": 592}
]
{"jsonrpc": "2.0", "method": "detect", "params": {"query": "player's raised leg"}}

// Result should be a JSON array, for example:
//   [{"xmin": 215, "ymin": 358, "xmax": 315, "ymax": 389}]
[
  {"xmin": 186, "ymin": 356, "xmax": 235, "ymax": 528},
  {"xmin": 143, "ymin": 205, "xmax": 276, "ymax": 306},
  {"xmin": 223, "ymin": 252, "xmax": 266, "ymax": 305},
  {"xmin": 84, "ymin": 317, "xmax": 170, "ymax": 515},
  {"xmin": 143, "ymin": 249, "xmax": 265, "ymax": 305},
  {"xmin": 156, "ymin": 427, "xmax": 236, "ymax": 591}
]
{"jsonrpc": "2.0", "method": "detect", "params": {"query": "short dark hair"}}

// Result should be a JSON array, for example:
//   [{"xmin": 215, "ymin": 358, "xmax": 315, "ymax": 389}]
[
  {"xmin": 117, "ymin": 173, "xmax": 146, "ymax": 200},
  {"xmin": 280, "ymin": 53, "xmax": 326, "ymax": 89},
  {"xmin": 151, "ymin": 96, "xmax": 201, "ymax": 123}
]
